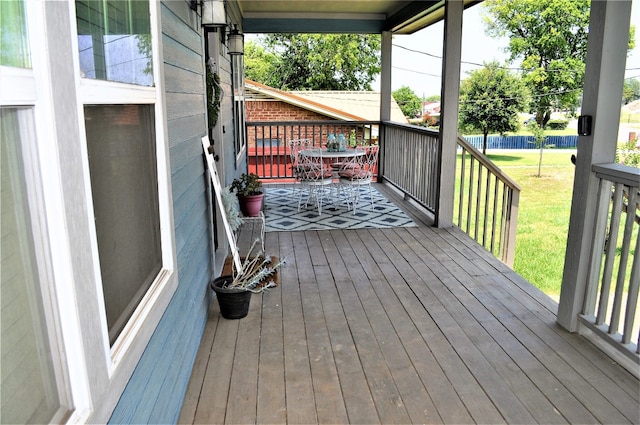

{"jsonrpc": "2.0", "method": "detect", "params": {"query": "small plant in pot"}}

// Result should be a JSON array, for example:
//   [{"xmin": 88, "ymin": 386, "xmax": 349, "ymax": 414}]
[
  {"xmin": 230, "ymin": 172, "xmax": 264, "ymax": 217},
  {"xmin": 211, "ymin": 240, "xmax": 285, "ymax": 319}
]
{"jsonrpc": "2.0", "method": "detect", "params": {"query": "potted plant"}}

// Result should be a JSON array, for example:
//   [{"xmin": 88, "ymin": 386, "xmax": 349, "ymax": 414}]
[
  {"xmin": 211, "ymin": 240, "xmax": 284, "ymax": 319},
  {"xmin": 230, "ymin": 172, "xmax": 264, "ymax": 217}
]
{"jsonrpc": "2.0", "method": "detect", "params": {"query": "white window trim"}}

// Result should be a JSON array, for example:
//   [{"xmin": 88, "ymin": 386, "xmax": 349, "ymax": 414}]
[
  {"xmin": 69, "ymin": 2, "xmax": 178, "ymax": 420},
  {"xmin": 1, "ymin": 2, "xmax": 92, "ymax": 422},
  {"xmin": 0, "ymin": 1, "xmax": 178, "ymax": 422}
]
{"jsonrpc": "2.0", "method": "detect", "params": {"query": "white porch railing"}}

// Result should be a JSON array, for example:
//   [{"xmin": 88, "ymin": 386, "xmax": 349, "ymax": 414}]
[
  {"xmin": 579, "ymin": 163, "xmax": 640, "ymax": 365},
  {"xmin": 380, "ymin": 123, "xmax": 440, "ymax": 214},
  {"xmin": 455, "ymin": 136, "xmax": 520, "ymax": 267},
  {"xmin": 246, "ymin": 121, "xmax": 520, "ymax": 266},
  {"xmin": 379, "ymin": 124, "xmax": 520, "ymax": 266}
]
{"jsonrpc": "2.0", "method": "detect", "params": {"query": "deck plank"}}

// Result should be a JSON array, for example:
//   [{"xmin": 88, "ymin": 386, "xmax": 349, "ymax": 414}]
[
  {"xmin": 328, "ymin": 230, "xmax": 442, "ymax": 424},
  {"xmin": 318, "ymin": 231, "xmax": 414, "ymax": 424},
  {"xmin": 180, "ymin": 184, "xmax": 639, "ymax": 424},
  {"xmin": 280, "ymin": 231, "xmax": 318, "ymax": 424},
  {"xmin": 309, "ymin": 231, "xmax": 381, "ymax": 424},
  {"xmin": 192, "ymin": 318, "xmax": 238, "ymax": 424},
  {"xmin": 255, "ymin": 232, "xmax": 287, "ymax": 424},
  {"xmin": 296, "ymin": 234, "xmax": 350, "ymax": 424},
  {"xmin": 384, "ymin": 228, "xmax": 567, "ymax": 424}
]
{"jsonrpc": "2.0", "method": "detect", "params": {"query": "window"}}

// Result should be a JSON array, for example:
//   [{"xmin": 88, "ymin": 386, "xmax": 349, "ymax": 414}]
[
  {"xmin": 84, "ymin": 105, "xmax": 162, "ymax": 344},
  {"xmin": 1, "ymin": 108, "xmax": 69, "ymax": 424},
  {"xmin": 1, "ymin": 0, "xmax": 173, "ymax": 421},
  {"xmin": 232, "ymin": 54, "xmax": 246, "ymax": 158},
  {"xmin": 0, "ymin": 0, "xmax": 31, "ymax": 68},
  {"xmin": 75, "ymin": 0, "xmax": 153, "ymax": 86}
]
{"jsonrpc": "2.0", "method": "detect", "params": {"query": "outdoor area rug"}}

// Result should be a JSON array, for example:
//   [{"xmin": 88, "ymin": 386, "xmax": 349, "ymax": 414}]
[{"xmin": 264, "ymin": 186, "xmax": 416, "ymax": 232}]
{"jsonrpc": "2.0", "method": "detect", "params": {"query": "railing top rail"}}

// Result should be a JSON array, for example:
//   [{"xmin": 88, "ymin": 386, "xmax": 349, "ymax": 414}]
[
  {"xmin": 382, "ymin": 120, "xmax": 440, "ymax": 137},
  {"xmin": 457, "ymin": 135, "xmax": 521, "ymax": 192},
  {"xmin": 593, "ymin": 163, "xmax": 640, "ymax": 187}
]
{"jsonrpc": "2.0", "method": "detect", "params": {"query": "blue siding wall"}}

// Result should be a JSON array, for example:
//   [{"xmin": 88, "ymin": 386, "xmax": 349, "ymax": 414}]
[
  {"xmin": 463, "ymin": 134, "xmax": 578, "ymax": 150},
  {"xmin": 108, "ymin": 2, "xmax": 212, "ymax": 423}
]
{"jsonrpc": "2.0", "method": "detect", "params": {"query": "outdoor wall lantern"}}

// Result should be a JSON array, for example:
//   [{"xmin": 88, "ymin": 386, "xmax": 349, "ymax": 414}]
[
  {"xmin": 227, "ymin": 27, "xmax": 244, "ymax": 55},
  {"xmin": 191, "ymin": 0, "xmax": 227, "ymax": 27}
]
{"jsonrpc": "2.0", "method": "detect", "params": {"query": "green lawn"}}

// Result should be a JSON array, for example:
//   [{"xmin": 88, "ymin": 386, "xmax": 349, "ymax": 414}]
[
  {"xmin": 487, "ymin": 150, "xmax": 576, "ymax": 296},
  {"xmin": 485, "ymin": 150, "xmax": 638, "ymax": 298}
]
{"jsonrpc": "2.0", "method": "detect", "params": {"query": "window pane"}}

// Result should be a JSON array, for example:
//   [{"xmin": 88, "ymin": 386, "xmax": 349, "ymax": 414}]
[
  {"xmin": 0, "ymin": 0, "xmax": 31, "ymax": 68},
  {"xmin": 1, "ymin": 108, "xmax": 63, "ymax": 423},
  {"xmin": 76, "ymin": 0, "xmax": 153, "ymax": 86},
  {"xmin": 84, "ymin": 105, "xmax": 161, "ymax": 344}
]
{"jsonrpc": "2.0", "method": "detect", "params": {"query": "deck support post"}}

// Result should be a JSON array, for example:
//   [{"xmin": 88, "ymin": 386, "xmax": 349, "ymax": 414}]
[
  {"xmin": 379, "ymin": 30, "xmax": 392, "ymax": 181},
  {"xmin": 557, "ymin": 0, "xmax": 632, "ymax": 331},
  {"xmin": 435, "ymin": 0, "xmax": 463, "ymax": 228}
]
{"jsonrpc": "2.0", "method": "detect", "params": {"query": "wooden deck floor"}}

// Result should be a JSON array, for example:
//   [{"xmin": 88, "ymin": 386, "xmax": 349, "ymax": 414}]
[{"xmin": 179, "ymin": 185, "xmax": 639, "ymax": 425}]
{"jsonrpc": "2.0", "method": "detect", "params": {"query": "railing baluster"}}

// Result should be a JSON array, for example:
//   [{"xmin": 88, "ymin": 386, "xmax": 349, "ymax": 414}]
[
  {"xmin": 474, "ymin": 163, "xmax": 483, "ymax": 241},
  {"xmin": 596, "ymin": 182, "xmax": 625, "ymax": 326},
  {"xmin": 490, "ymin": 175, "xmax": 499, "ymax": 255},
  {"xmin": 483, "ymin": 166, "xmax": 492, "ymax": 247},
  {"xmin": 579, "ymin": 163, "xmax": 639, "ymax": 366},
  {"xmin": 622, "ymin": 205, "xmax": 639, "ymax": 344},
  {"xmin": 610, "ymin": 187, "xmax": 639, "ymax": 335},
  {"xmin": 467, "ymin": 157, "xmax": 475, "ymax": 235}
]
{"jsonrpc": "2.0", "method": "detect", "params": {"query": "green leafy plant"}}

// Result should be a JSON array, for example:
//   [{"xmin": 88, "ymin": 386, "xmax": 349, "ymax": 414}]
[
  {"xmin": 230, "ymin": 173, "xmax": 263, "ymax": 196},
  {"xmin": 616, "ymin": 139, "xmax": 640, "ymax": 167},
  {"xmin": 206, "ymin": 64, "xmax": 222, "ymax": 129}
]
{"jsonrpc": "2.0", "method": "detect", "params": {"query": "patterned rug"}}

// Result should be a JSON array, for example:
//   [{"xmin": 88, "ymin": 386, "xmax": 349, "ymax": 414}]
[{"xmin": 263, "ymin": 186, "xmax": 416, "ymax": 231}]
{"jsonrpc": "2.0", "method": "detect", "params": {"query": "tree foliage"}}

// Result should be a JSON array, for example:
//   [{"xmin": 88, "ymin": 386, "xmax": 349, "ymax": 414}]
[
  {"xmin": 245, "ymin": 34, "xmax": 381, "ymax": 91},
  {"xmin": 245, "ymin": 41, "xmax": 279, "ymax": 86},
  {"xmin": 459, "ymin": 62, "xmax": 529, "ymax": 155},
  {"xmin": 623, "ymin": 78, "xmax": 640, "ymax": 104},
  {"xmin": 484, "ymin": 0, "xmax": 590, "ymax": 127},
  {"xmin": 392, "ymin": 86, "xmax": 422, "ymax": 118}
]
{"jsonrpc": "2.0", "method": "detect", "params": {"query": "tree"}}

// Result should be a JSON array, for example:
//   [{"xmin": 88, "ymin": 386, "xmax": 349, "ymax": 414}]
[
  {"xmin": 245, "ymin": 41, "xmax": 279, "ymax": 86},
  {"xmin": 484, "ymin": 0, "xmax": 590, "ymax": 128},
  {"xmin": 623, "ymin": 78, "xmax": 640, "ymax": 104},
  {"xmin": 527, "ymin": 122, "xmax": 550, "ymax": 177},
  {"xmin": 392, "ymin": 86, "xmax": 422, "ymax": 118},
  {"xmin": 459, "ymin": 62, "xmax": 529, "ymax": 155},
  {"xmin": 246, "ymin": 34, "xmax": 381, "ymax": 90}
]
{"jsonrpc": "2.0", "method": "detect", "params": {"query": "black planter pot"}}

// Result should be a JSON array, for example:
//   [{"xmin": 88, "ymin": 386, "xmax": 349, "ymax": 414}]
[{"xmin": 211, "ymin": 276, "xmax": 252, "ymax": 319}]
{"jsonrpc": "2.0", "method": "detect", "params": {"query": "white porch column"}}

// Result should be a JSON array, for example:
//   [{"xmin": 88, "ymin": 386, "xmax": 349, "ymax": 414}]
[
  {"xmin": 380, "ymin": 30, "xmax": 392, "ymax": 122},
  {"xmin": 557, "ymin": 0, "xmax": 632, "ymax": 331},
  {"xmin": 435, "ymin": 0, "xmax": 463, "ymax": 228}
]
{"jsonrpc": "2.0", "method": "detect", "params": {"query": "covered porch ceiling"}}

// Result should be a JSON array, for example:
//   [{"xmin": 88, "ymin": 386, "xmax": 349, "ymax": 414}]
[{"xmin": 233, "ymin": 0, "xmax": 481, "ymax": 34}]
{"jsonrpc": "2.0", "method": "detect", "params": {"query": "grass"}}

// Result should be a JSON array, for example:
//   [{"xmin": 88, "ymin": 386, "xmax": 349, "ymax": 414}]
[
  {"xmin": 484, "ymin": 150, "xmax": 638, "ymax": 298},
  {"xmin": 488, "ymin": 151, "xmax": 576, "ymax": 296}
]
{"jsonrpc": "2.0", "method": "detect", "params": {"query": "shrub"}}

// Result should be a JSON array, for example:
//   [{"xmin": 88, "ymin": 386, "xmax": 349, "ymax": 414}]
[
  {"xmin": 546, "ymin": 119, "xmax": 568, "ymax": 130},
  {"xmin": 616, "ymin": 139, "xmax": 640, "ymax": 167}
]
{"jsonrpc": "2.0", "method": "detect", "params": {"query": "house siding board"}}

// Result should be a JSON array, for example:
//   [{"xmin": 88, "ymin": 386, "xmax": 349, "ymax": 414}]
[
  {"xmin": 166, "ymin": 92, "xmax": 206, "ymax": 121},
  {"xmin": 162, "ymin": 31, "xmax": 204, "ymax": 75},
  {"xmin": 109, "ymin": 1, "xmax": 210, "ymax": 423},
  {"xmin": 167, "ymin": 115, "xmax": 205, "ymax": 149},
  {"xmin": 164, "ymin": 59, "xmax": 205, "ymax": 94}
]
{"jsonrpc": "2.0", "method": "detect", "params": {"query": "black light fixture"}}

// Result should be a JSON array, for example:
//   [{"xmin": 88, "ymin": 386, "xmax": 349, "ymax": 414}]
[
  {"xmin": 191, "ymin": 0, "xmax": 227, "ymax": 27},
  {"xmin": 227, "ymin": 26, "xmax": 244, "ymax": 55}
]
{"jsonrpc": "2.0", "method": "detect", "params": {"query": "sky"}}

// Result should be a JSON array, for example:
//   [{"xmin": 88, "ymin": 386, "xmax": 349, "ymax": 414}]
[{"xmin": 380, "ymin": 1, "xmax": 640, "ymax": 98}]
